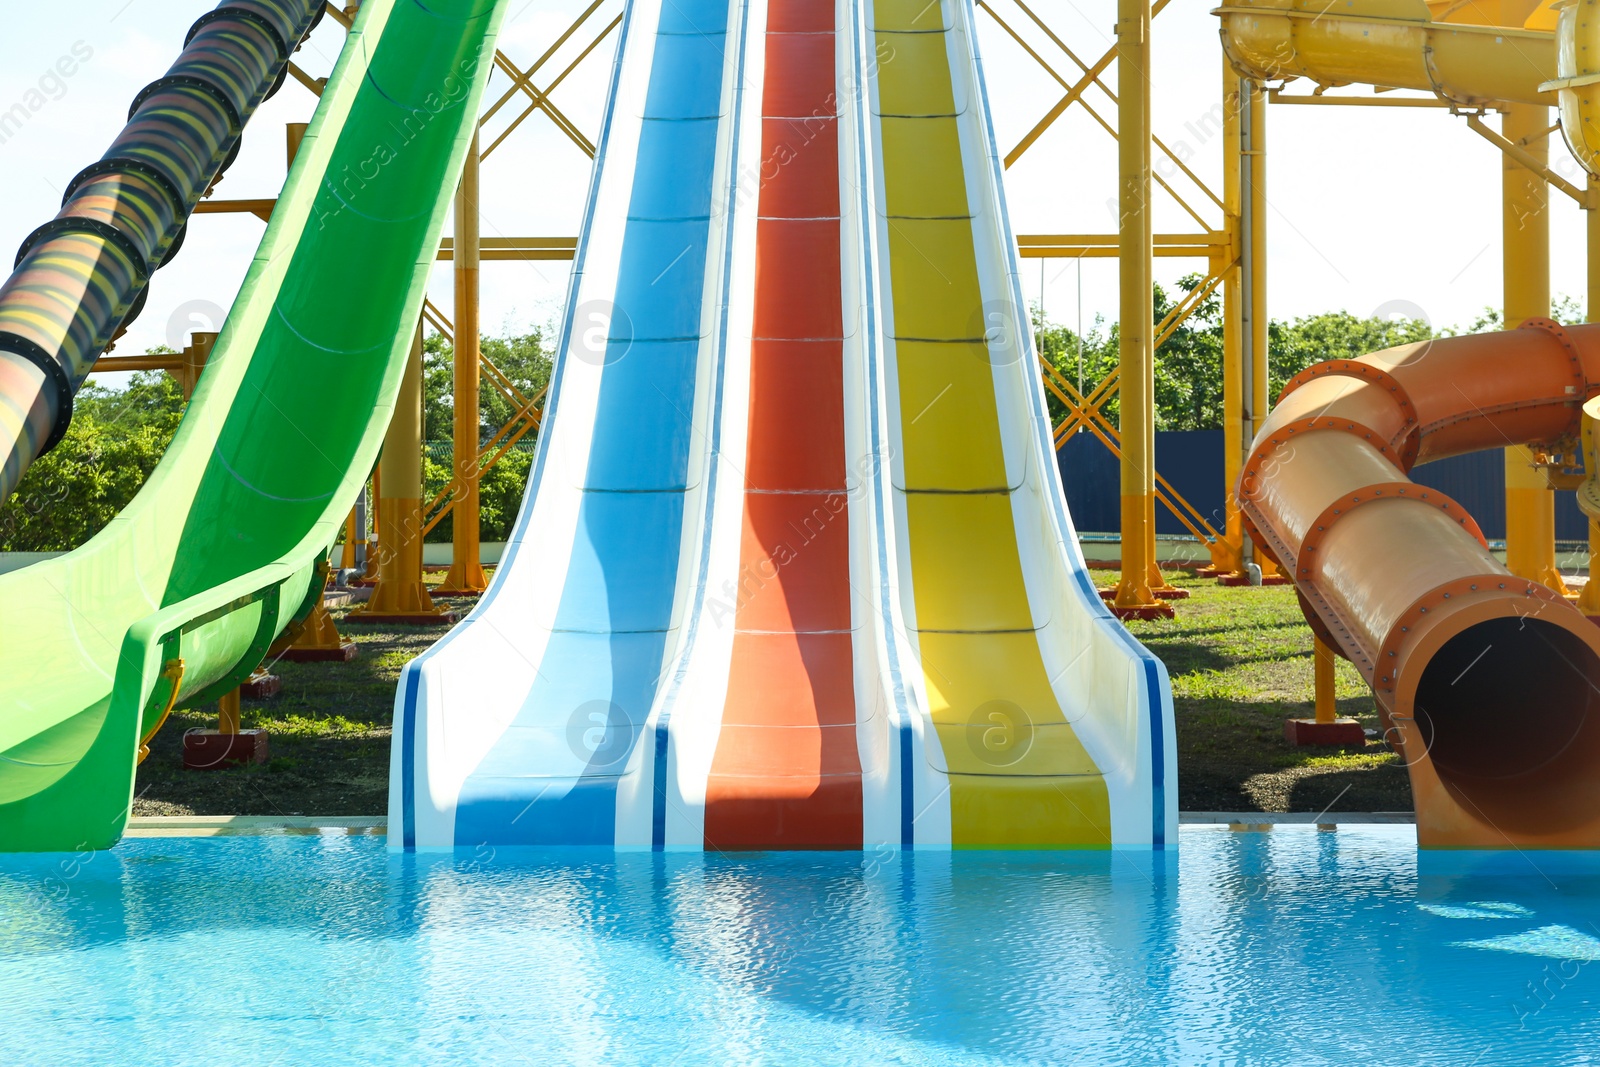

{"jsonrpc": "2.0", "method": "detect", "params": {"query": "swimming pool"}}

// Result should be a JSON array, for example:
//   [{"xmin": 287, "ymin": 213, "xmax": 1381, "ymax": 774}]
[{"xmin": 2, "ymin": 826, "xmax": 1597, "ymax": 1065}]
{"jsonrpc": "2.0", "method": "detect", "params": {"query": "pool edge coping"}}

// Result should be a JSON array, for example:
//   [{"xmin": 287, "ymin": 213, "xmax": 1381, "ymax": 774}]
[{"xmin": 120, "ymin": 812, "xmax": 1420, "ymax": 838}]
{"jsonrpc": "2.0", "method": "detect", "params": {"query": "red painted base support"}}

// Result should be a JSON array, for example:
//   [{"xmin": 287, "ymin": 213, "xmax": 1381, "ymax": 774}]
[
  {"xmin": 347, "ymin": 611, "xmax": 460, "ymax": 626},
  {"xmin": 1109, "ymin": 603, "xmax": 1177, "ymax": 621},
  {"xmin": 183, "ymin": 729, "xmax": 269, "ymax": 770},
  {"xmin": 1216, "ymin": 572, "xmax": 1295, "ymax": 588},
  {"xmin": 1099, "ymin": 587, "xmax": 1189, "ymax": 603},
  {"xmin": 240, "ymin": 671, "xmax": 280, "ymax": 699},
  {"xmin": 1283, "ymin": 717, "xmax": 1366, "ymax": 747},
  {"xmin": 277, "ymin": 641, "xmax": 359, "ymax": 663}
]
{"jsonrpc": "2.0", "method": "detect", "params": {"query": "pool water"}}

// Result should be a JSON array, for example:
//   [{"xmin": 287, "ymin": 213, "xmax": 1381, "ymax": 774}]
[{"xmin": 3, "ymin": 826, "xmax": 1599, "ymax": 1065}]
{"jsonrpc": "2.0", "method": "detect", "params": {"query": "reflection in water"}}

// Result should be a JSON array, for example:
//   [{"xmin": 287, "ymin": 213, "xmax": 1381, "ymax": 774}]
[{"xmin": 0, "ymin": 827, "xmax": 1598, "ymax": 1065}]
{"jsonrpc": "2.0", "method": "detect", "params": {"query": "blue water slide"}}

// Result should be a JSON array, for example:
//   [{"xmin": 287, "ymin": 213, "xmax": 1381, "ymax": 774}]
[{"xmin": 391, "ymin": 0, "xmax": 739, "ymax": 847}]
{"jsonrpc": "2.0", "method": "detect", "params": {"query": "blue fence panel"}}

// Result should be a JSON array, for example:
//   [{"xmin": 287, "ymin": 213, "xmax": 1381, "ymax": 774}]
[{"xmin": 1055, "ymin": 429, "xmax": 1586, "ymax": 542}]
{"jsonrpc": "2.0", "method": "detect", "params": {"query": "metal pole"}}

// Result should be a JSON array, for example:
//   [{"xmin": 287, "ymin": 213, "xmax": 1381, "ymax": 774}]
[
  {"xmin": 1313, "ymin": 636, "xmax": 1338, "ymax": 725},
  {"xmin": 1112, "ymin": 0, "xmax": 1164, "ymax": 616},
  {"xmin": 350, "ymin": 321, "xmax": 454, "ymax": 623},
  {"xmin": 1581, "ymin": 178, "xmax": 1600, "ymax": 616},
  {"xmin": 353, "ymin": 484, "xmax": 368, "ymax": 573},
  {"xmin": 439, "ymin": 129, "xmax": 488, "ymax": 594},
  {"xmin": 1247, "ymin": 82, "xmax": 1269, "ymax": 575},
  {"xmin": 1076, "ymin": 258, "xmax": 1084, "ymax": 407},
  {"xmin": 1220, "ymin": 59, "xmax": 1246, "ymax": 577},
  {"xmin": 1501, "ymin": 101, "xmax": 1564, "ymax": 591}
]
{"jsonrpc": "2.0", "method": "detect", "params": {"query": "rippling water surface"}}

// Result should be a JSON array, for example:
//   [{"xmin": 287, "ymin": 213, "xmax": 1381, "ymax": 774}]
[{"xmin": 3, "ymin": 826, "xmax": 1600, "ymax": 1065}]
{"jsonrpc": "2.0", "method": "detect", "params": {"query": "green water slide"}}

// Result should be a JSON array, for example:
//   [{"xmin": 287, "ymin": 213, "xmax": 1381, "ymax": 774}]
[{"xmin": 0, "ymin": 0, "xmax": 507, "ymax": 852}]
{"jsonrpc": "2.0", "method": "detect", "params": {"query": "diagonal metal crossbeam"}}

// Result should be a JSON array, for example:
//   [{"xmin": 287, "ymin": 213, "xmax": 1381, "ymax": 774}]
[
  {"xmin": 1041, "ymin": 269, "xmax": 1225, "ymax": 442},
  {"xmin": 482, "ymin": 18, "xmax": 622, "ymax": 161},
  {"xmin": 1151, "ymin": 270, "xmax": 1226, "ymax": 350},
  {"xmin": 997, "ymin": 0, "xmax": 1223, "ymax": 216},
  {"xmin": 980, "ymin": 0, "xmax": 1212, "ymax": 229},
  {"xmin": 421, "ymin": 387, "xmax": 546, "ymax": 535},
  {"xmin": 424, "ymin": 298, "xmax": 534, "ymax": 411},
  {"xmin": 418, "ymin": 299, "xmax": 548, "ymax": 534},
  {"xmin": 997, "ymin": 0, "xmax": 1171, "ymax": 168},
  {"xmin": 481, "ymin": 0, "xmax": 607, "ymax": 124},
  {"xmin": 1041, "ymin": 359, "xmax": 1222, "ymax": 545},
  {"xmin": 1053, "ymin": 365, "xmax": 1120, "ymax": 442},
  {"xmin": 489, "ymin": 50, "xmax": 595, "ymax": 157}
]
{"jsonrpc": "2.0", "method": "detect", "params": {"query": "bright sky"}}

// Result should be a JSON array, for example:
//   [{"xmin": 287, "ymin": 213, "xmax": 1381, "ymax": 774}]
[{"xmin": 0, "ymin": 0, "xmax": 1586, "ymax": 384}]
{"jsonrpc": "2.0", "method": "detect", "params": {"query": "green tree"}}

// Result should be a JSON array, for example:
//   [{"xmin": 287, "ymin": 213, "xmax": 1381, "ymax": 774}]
[
  {"xmin": 423, "ymin": 330, "xmax": 551, "ymax": 442},
  {"xmin": 1036, "ymin": 279, "xmax": 1435, "ymax": 432},
  {"xmin": 1444, "ymin": 293, "xmax": 1584, "ymax": 336},
  {"xmin": 0, "ymin": 368, "xmax": 186, "ymax": 551},
  {"xmin": 1267, "ymin": 311, "xmax": 1431, "ymax": 401},
  {"xmin": 424, "ymin": 446, "xmax": 534, "ymax": 544},
  {"xmin": 420, "ymin": 329, "xmax": 550, "ymax": 543}
]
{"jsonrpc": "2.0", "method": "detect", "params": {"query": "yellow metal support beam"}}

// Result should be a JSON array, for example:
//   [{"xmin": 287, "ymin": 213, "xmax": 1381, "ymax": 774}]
[
  {"xmin": 433, "ymin": 235, "xmax": 1233, "ymax": 262},
  {"xmin": 1466, "ymin": 113, "xmax": 1590, "ymax": 205},
  {"xmin": 422, "ymin": 387, "xmax": 546, "ymax": 537},
  {"xmin": 438, "ymin": 130, "xmax": 488, "ymax": 596},
  {"xmin": 1015, "ymin": 232, "xmax": 1226, "ymax": 258},
  {"xmin": 1218, "ymin": 58, "xmax": 1247, "ymax": 579},
  {"xmin": 1112, "ymin": 0, "xmax": 1169, "ymax": 616},
  {"xmin": 1268, "ymin": 90, "xmax": 1455, "ymax": 108},
  {"xmin": 1581, "ymin": 178, "xmax": 1600, "ymax": 616},
  {"xmin": 192, "ymin": 199, "xmax": 276, "ymax": 221},
  {"xmin": 286, "ymin": 61, "xmax": 326, "ymax": 96},
  {"xmin": 436, "ymin": 236, "xmax": 579, "ymax": 260},
  {"xmin": 1501, "ymin": 101, "xmax": 1567, "ymax": 592},
  {"xmin": 480, "ymin": 0, "xmax": 606, "ymax": 124},
  {"xmin": 1040, "ymin": 360, "xmax": 1228, "ymax": 556},
  {"xmin": 1245, "ymin": 82, "xmax": 1271, "ymax": 580},
  {"xmin": 90, "ymin": 355, "xmax": 181, "ymax": 373},
  {"xmin": 349, "ymin": 322, "xmax": 456, "ymax": 624},
  {"xmin": 1053, "ymin": 366, "xmax": 1120, "ymax": 442},
  {"xmin": 1313, "ymin": 637, "xmax": 1339, "ymax": 724}
]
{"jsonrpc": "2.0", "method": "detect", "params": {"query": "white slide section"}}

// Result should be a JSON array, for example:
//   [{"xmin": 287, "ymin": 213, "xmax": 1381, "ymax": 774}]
[{"xmin": 390, "ymin": 0, "xmax": 752, "ymax": 847}]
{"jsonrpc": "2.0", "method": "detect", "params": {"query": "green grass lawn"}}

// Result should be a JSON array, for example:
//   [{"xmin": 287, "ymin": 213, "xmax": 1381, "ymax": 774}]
[
  {"xmin": 132, "ymin": 566, "xmax": 1413, "ymax": 818},
  {"xmin": 132, "ymin": 577, "xmax": 479, "ymax": 818},
  {"xmin": 1094, "ymin": 568, "xmax": 1410, "ymax": 813}
]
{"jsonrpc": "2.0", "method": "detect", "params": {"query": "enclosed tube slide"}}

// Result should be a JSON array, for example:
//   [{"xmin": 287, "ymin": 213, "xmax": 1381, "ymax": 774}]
[
  {"xmin": 1215, "ymin": 0, "xmax": 1557, "ymax": 106},
  {"xmin": 0, "ymin": 0, "xmax": 325, "ymax": 504},
  {"xmin": 0, "ymin": 0, "xmax": 506, "ymax": 851},
  {"xmin": 394, "ymin": 0, "xmax": 1175, "ymax": 851},
  {"xmin": 1240, "ymin": 325, "xmax": 1600, "ymax": 847}
]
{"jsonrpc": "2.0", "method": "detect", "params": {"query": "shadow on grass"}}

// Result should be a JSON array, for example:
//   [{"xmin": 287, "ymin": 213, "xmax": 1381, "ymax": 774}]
[{"xmin": 131, "ymin": 602, "xmax": 470, "ymax": 818}]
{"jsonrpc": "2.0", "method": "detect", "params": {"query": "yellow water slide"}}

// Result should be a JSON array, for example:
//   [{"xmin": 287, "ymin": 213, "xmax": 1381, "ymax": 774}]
[
  {"xmin": 1548, "ymin": 0, "xmax": 1600, "ymax": 168},
  {"xmin": 1216, "ymin": 0, "xmax": 1558, "ymax": 105}
]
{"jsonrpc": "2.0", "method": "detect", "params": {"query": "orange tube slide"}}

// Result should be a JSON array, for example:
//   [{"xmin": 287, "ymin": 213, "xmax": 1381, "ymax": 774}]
[
  {"xmin": 1241, "ymin": 321, "xmax": 1600, "ymax": 847},
  {"xmin": 701, "ymin": 0, "xmax": 863, "ymax": 848}
]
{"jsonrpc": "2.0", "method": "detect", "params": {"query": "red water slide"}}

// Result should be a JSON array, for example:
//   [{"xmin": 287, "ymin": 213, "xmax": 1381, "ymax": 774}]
[{"xmin": 701, "ymin": 0, "xmax": 863, "ymax": 848}]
